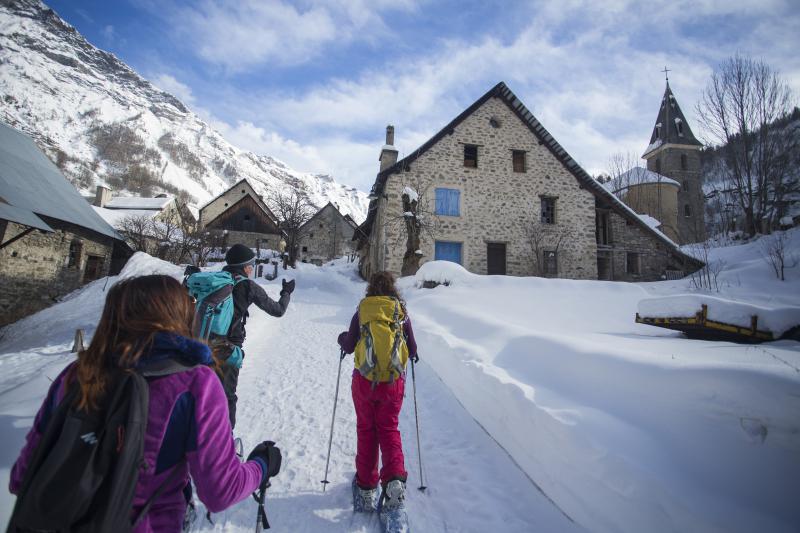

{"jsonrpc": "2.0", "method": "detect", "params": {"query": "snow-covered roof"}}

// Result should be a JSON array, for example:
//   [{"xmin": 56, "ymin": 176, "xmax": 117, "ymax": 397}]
[
  {"xmin": 609, "ymin": 168, "xmax": 681, "ymax": 193},
  {"xmin": 105, "ymin": 196, "xmax": 173, "ymax": 210},
  {"xmin": 637, "ymin": 213, "xmax": 662, "ymax": 230},
  {"xmin": 0, "ymin": 121, "xmax": 120, "ymax": 240},
  {"xmin": 93, "ymin": 206, "xmax": 160, "ymax": 226}
]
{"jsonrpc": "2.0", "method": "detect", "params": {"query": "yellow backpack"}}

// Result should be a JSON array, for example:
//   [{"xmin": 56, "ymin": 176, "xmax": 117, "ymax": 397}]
[{"xmin": 354, "ymin": 296, "xmax": 409, "ymax": 383}]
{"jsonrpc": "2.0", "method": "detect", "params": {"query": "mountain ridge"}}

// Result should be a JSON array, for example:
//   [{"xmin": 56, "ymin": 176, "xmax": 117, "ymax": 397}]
[{"xmin": 0, "ymin": 0, "xmax": 369, "ymax": 221}]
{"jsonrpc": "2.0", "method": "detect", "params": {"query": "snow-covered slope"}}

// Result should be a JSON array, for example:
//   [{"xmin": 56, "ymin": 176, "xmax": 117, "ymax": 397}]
[
  {"xmin": 1, "ymin": 234, "xmax": 797, "ymax": 532},
  {"xmin": 0, "ymin": 0, "xmax": 368, "ymax": 220}
]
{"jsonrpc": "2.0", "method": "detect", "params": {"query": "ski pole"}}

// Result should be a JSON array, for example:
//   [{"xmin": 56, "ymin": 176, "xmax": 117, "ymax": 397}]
[
  {"xmin": 411, "ymin": 356, "xmax": 427, "ymax": 491},
  {"xmin": 254, "ymin": 480, "xmax": 271, "ymax": 532},
  {"xmin": 321, "ymin": 349, "xmax": 346, "ymax": 491}
]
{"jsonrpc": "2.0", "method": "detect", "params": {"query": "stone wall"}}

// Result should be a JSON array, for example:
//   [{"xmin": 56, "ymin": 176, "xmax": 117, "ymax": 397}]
[
  {"xmin": 298, "ymin": 205, "xmax": 356, "ymax": 265},
  {"xmin": 368, "ymin": 96, "xmax": 598, "ymax": 279},
  {"xmin": 621, "ymin": 182, "xmax": 679, "ymax": 243},
  {"xmin": 0, "ymin": 219, "xmax": 113, "ymax": 326},
  {"xmin": 645, "ymin": 145, "xmax": 705, "ymax": 243},
  {"xmin": 206, "ymin": 229, "xmax": 282, "ymax": 253},
  {"xmin": 600, "ymin": 210, "xmax": 689, "ymax": 282}
]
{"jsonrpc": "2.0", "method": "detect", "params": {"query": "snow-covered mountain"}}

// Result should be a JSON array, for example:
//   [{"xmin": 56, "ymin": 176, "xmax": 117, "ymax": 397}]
[{"xmin": 0, "ymin": 0, "xmax": 369, "ymax": 221}]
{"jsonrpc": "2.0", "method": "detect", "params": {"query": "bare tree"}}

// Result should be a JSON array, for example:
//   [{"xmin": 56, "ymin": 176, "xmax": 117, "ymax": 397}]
[
  {"xmin": 115, "ymin": 214, "xmax": 153, "ymax": 253},
  {"xmin": 606, "ymin": 151, "xmax": 651, "ymax": 199},
  {"xmin": 150, "ymin": 211, "xmax": 184, "ymax": 262},
  {"xmin": 696, "ymin": 55, "xmax": 797, "ymax": 236},
  {"xmin": 386, "ymin": 175, "xmax": 439, "ymax": 276},
  {"xmin": 687, "ymin": 241, "xmax": 725, "ymax": 291},
  {"xmin": 267, "ymin": 188, "xmax": 314, "ymax": 268},
  {"xmin": 525, "ymin": 220, "xmax": 571, "ymax": 277},
  {"xmin": 761, "ymin": 231, "xmax": 797, "ymax": 281}
]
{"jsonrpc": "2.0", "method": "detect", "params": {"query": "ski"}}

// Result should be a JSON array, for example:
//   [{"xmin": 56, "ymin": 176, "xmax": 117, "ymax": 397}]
[{"xmin": 379, "ymin": 506, "xmax": 409, "ymax": 533}]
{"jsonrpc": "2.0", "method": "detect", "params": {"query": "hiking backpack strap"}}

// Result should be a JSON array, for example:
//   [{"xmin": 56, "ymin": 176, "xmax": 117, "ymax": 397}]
[{"xmin": 387, "ymin": 299, "xmax": 406, "ymax": 383}]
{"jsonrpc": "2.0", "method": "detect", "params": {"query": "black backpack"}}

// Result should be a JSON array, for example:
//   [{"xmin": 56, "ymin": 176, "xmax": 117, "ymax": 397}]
[{"xmin": 7, "ymin": 359, "xmax": 195, "ymax": 533}]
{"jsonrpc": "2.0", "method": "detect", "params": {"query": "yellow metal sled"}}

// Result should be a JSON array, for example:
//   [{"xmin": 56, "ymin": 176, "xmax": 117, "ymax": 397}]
[{"xmin": 635, "ymin": 304, "xmax": 778, "ymax": 343}]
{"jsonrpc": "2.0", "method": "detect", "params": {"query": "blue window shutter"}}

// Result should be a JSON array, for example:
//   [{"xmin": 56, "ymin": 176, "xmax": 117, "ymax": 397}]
[
  {"xmin": 435, "ymin": 241, "xmax": 462, "ymax": 264},
  {"xmin": 435, "ymin": 188, "xmax": 446, "ymax": 215},
  {"xmin": 435, "ymin": 188, "xmax": 460, "ymax": 216}
]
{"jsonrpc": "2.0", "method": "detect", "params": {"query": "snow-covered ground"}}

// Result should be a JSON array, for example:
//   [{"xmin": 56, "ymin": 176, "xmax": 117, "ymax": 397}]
[{"xmin": 1, "ymin": 230, "xmax": 799, "ymax": 532}]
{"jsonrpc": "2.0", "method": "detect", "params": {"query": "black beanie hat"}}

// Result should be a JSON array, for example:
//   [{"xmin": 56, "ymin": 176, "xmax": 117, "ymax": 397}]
[{"xmin": 225, "ymin": 243, "xmax": 256, "ymax": 266}]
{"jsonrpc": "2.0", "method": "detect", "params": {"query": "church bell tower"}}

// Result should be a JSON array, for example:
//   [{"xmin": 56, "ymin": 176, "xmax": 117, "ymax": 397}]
[{"xmin": 642, "ymin": 78, "xmax": 706, "ymax": 243}]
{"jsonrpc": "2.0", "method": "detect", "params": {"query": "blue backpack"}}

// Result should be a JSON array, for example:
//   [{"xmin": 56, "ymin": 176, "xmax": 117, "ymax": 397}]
[{"xmin": 186, "ymin": 271, "xmax": 246, "ymax": 366}]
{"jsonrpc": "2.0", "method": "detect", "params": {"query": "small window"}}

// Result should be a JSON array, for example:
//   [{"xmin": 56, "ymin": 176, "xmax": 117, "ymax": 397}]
[
  {"xmin": 541, "ymin": 197, "xmax": 556, "ymax": 224},
  {"xmin": 464, "ymin": 144, "xmax": 478, "ymax": 168},
  {"xmin": 626, "ymin": 252, "xmax": 641, "ymax": 275},
  {"xmin": 224, "ymin": 203, "xmax": 228, "ymax": 207},
  {"xmin": 244, "ymin": 215, "xmax": 251, "ymax": 221},
  {"xmin": 675, "ymin": 118, "xmax": 684, "ymax": 136},
  {"xmin": 543, "ymin": 250, "xmax": 558, "ymax": 277},
  {"xmin": 241, "ymin": 189, "xmax": 246, "ymax": 193},
  {"xmin": 512, "ymin": 150, "xmax": 526, "ymax": 173},
  {"xmin": 681, "ymin": 153, "xmax": 688, "ymax": 170},
  {"xmin": 682, "ymin": 181, "xmax": 689, "ymax": 192},
  {"xmin": 68, "ymin": 240, "xmax": 82, "ymax": 268},
  {"xmin": 596, "ymin": 211, "xmax": 611, "ymax": 245},
  {"xmin": 489, "ymin": 117, "xmax": 501, "ymax": 129},
  {"xmin": 435, "ymin": 188, "xmax": 461, "ymax": 216},
  {"xmin": 655, "ymin": 158, "xmax": 662, "ymax": 174},
  {"xmin": 319, "ymin": 223, "xmax": 324, "ymax": 229},
  {"xmin": 684, "ymin": 204, "xmax": 692, "ymax": 217},
  {"xmin": 302, "ymin": 246, "xmax": 308, "ymax": 252}
]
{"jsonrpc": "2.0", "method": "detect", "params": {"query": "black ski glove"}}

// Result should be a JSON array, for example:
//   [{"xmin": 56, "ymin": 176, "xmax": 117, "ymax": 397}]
[
  {"xmin": 247, "ymin": 441, "xmax": 282, "ymax": 481},
  {"xmin": 281, "ymin": 278, "xmax": 296, "ymax": 295}
]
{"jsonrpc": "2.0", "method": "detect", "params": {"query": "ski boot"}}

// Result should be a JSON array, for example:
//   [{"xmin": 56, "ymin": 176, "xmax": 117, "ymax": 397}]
[
  {"xmin": 352, "ymin": 477, "xmax": 379, "ymax": 513},
  {"xmin": 378, "ymin": 479, "xmax": 409, "ymax": 532}
]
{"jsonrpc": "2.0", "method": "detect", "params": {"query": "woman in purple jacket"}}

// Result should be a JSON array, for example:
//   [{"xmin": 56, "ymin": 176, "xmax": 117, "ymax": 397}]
[{"xmin": 9, "ymin": 275, "xmax": 278, "ymax": 532}]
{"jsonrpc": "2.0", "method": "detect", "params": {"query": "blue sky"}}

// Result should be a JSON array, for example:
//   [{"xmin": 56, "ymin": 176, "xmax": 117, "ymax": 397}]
[{"xmin": 47, "ymin": 0, "xmax": 800, "ymax": 192}]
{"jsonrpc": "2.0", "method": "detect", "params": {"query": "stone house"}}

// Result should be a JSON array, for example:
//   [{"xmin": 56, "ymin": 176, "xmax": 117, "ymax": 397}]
[
  {"xmin": 0, "ymin": 122, "xmax": 131, "ymax": 327},
  {"xmin": 356, "ymin": 82, "xmax": 702, "ymax": 281},
  {"xmin": 198, "ymin": 179, "xmax": 285, "ymax": 252},
  {"xmin": 640, "ymin": 82, "xmax": 706, "ymax": 244},
  {"xmin": 297, "ymin": 202, "xmax": 358, "ymax": 265}
]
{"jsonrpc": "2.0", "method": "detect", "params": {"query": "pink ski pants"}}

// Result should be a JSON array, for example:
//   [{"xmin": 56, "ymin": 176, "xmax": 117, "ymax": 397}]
[{"xmin": 351, "ymin": 370, "xmax": 408, "ymax": 488}]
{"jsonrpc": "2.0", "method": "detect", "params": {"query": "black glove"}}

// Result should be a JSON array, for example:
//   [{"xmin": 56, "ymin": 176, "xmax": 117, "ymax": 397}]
[
  {"xmin": 410, "ymin": 353, "xmax": 419, "ymax": 364},
  {"xmin": 281, "ymin": 278, "xmax": 296, "ymax": 295},
  {"xmin": 247, "ymin": 441, "xmax": 282, "ymax": 480}
]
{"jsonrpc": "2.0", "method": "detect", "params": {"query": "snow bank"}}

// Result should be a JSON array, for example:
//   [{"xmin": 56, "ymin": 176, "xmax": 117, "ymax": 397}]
[
  {"xmin": 638, "ymin": 294, "xmax": 800, "ymax": 336},
  {"xmin": 414, "ymin": 260, "xmax": 476, "ymax": 286}
]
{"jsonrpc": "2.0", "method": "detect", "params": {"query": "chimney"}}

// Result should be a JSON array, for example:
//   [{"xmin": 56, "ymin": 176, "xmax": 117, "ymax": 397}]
[
  {"xmin": 379, "ymin": 124, "xmax": 398, "ymax": 172},
  {"xmin": 94, "ymin": 185, "xmax": 112, "ymax": 208}
]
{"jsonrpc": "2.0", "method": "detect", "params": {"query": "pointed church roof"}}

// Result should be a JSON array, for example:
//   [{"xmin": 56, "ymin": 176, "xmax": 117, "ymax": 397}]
[{"xmin": 643, "ymin": 83, "xmax": 702, "ymax": 157}]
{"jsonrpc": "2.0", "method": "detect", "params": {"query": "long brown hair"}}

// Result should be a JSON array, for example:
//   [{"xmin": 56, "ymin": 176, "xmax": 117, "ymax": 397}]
[
  {"xmin": 75, "ymin": 275, "xmax": 196, "ymax": 411},
  {"xmin": 365, "ymin": 271, "xmax": 405, "ymax": 310}
]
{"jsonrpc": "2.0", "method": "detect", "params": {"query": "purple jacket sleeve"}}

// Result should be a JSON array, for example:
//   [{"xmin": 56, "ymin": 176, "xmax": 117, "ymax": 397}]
[
  {"xmin": 9, "ymin": 364, "xmax": 72, "ymax": 494},
  {"xmin": 185, "ymin": 368, "xmax": 263, "ymax": 513},
  {"xmin": 337, "ymin": 311, "xmax": 360, "ymax": 354},
  {"xmin": 404, "ymin": 316, "xmax": 418, "ymax": 359}
]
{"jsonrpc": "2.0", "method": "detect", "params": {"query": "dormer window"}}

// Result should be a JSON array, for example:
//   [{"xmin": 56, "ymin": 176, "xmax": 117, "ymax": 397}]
[
  {"xmin": 654, "ymin": 123, "xmax": 662, "ymax": 139},
  {"xmin": 675, "ymin": 118, "xmax": 684, "ymax": 136}
]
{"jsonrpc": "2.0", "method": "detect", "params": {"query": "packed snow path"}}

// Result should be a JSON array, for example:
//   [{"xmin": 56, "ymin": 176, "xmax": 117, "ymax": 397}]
[{"xmin": 193, "ymin": 270, "xmax": 582, "ymax": 532}]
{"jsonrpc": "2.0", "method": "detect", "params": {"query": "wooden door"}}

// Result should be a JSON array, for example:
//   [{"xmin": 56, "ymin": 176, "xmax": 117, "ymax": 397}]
[{"xmin": 487, "ymin": 242, "xmax": 506, "ymax": 275}]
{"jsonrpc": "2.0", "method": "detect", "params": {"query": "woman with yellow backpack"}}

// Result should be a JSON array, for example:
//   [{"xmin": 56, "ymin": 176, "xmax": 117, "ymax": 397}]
[{"xmin": 337, "ymin": 271, "xmax": 418, "ymax": 527}]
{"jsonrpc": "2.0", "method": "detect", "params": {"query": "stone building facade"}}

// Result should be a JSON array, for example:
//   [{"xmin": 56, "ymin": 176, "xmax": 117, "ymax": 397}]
[
  {"xmin": 641, "ymin": 82, "xmax": 706, "ymax": 244},
  {"xmin": 357, "ymin": 83, "xmax": 702, "ymax": 281},
  {"xmin": 199, "ymin": 179, "xmax": 284, "ymax": 251},
  {"xmin": 0, "ymin": 218, "xmax": 123, "ymax": 326},
  {"xmin": 298, "ymin": 202, "xmax": 358, "ymax": 265},
  {"xmin": 0, "ymin": 121, "xmax": 130, "ymax": 327}
]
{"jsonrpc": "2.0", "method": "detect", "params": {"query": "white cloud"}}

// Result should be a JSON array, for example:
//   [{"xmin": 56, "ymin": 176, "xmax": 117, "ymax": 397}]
[
  {"xmin": 169, "ymin": 0, "xmax": 418, "ymax": 71},
  {"xmin": 178, "ymin": 0, "xmax": 800, "ymax": 191},
  {"xmin": 150, "ymin": 73, "xmax": 196, "ymax": 105},
  {"xmin": 101, "ymin": 24, "xmax": 115, "ymax": 42}
]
